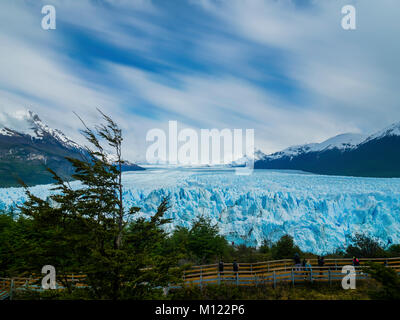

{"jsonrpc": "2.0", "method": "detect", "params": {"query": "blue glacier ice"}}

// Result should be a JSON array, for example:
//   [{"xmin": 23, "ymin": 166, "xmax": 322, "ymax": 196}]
[{"xmin": 1, "ymin": 167, "xmax": 400, "ymax": 254}]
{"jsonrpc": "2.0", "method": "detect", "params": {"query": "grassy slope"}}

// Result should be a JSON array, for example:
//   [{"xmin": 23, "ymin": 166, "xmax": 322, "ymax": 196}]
[{"xmin": 168, "ymin": 282, "xmax": 374, "ymax": 300}]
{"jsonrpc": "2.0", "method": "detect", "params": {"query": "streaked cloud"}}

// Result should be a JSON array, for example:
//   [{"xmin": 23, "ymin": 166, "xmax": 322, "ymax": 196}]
[{"xmin": 0, "ymin": 0, "xmax": 399, "ymax": 161}]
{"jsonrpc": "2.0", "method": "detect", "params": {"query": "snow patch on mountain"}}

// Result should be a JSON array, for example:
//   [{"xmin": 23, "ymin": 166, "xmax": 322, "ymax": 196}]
[
  {"xmin": 363, "ymin": 122, "xmax": 400, "ymax": 143},
  {"xmin": 0, "ymin": 128, "xmax": 14, "ymax": 136},
  {"xmin": 259, "ymin": 121, "xmax": 400, "ymax": 162},
  {"xmin": 0, "ymin": 109, "xmax": 81, "ymax": 150},
  {"xmin": 267, "ymin": 133, "xmax": 367, "ymax": 160},
  {"xmin": 313, "ymin": 133, "xmax": 367, "ymax": 151},
  {"xmin": 231, "ymin": 149, "xmax": 267, "ymax": 166}
]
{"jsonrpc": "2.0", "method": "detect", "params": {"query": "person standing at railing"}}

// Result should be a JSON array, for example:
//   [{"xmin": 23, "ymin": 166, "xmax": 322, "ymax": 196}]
[
  {"xmin": 318, "ymin": 256, "xmax": 325, "ymax": 276},
  {"xmin": 304, "ymin": 260, "xmax": 312, "ymax": 280},
  {"xmin": 302, "ymin": 258, "xmax": 307, "ymax": 277},
  {"xmin": 294, "ymin": 253, "xmax": 301, "ymax": 265},
  {"xmin": 233, "ymin": 260, "xmax": 239, "ymax": 281},
  {"xmin": 294, "ymin": 253, "xmax": 302, "ymax": 271},
  {"xmin": 352, "ymin": 256, "xmax": 361, "ymax": 276},
  {"xmin": 218, "ymin": 259, "xmax": 224, "ymax": 277}
]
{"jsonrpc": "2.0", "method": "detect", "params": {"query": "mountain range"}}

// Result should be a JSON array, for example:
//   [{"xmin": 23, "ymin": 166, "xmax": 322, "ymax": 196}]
[
  {"xmin": 2, "ymin": 110, "xmax": 400, "ymax": 187},
  {"xmin": 0, "ymin": 110, "xmax": 144, "ymax": 187},
  {"xmin": 255, "ymin": 122, "xmax": 400, "ymax": 177}
]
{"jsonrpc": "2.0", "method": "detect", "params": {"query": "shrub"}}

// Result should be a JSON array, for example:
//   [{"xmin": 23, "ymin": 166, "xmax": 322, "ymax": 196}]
[
  {"xmin": 345, "ymin": 234, "xmax": 386, "ymax": 258},
  {"xmin": 364, "ymin": 262, "xmax": 400, "ymax": 300},
  {"xmin": 270, "ymin": 235, "xmax": 301, "ymax": 260}
]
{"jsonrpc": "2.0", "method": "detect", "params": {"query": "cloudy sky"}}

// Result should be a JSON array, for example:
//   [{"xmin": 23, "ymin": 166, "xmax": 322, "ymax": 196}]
[{"xmin": 0, "ymin": 0, "xmax": 399, "ymax": 161}]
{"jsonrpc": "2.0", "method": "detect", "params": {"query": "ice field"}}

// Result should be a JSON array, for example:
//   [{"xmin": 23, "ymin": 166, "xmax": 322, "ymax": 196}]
[{"xmin": 1, "ymin": 167, "xmax": 400, "ymax": 254}]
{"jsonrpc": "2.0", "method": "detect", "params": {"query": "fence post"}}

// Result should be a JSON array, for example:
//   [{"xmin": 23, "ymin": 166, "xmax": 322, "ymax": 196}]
[
  {"xmin": 218, "ymin": 272, "xmax": 221, "ymax": 286},
  {"xmin": 273, "ymin": 271, "xmax": 276, "ymax": 288},
  {"xmin": 335, "ymin": 259, "xmax": 337, "ymax": 270},
  {"xmin": 291, "ymin": 268, "xmax": 295, "ymax": 286},
  {"xmin": 328, "ymin": 269, "xmax": 331, "ymax": 286},
  {"xmin": 10, "ymin": 279, "xmax": 14, "ymax": 300},
  {"xmin": 200, "ymin": 268, "xmax": 203, "ymax": 289}
]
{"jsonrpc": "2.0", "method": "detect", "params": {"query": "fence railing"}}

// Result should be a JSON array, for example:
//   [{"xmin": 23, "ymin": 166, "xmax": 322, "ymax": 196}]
[
  {"xmin": 1, "ymin": 257, "xmax": 400, "ymax": 298},
  {"xmin": 183, "ymin": 257, "xmax": 400, "ymax": 287},
  {"xmin": 0, "ymin": 273, "xmax": 88, "ymax": 298}
]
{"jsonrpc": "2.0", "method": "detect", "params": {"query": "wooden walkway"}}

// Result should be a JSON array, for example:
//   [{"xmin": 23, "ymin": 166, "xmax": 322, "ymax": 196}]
[
  {"xmin": 183, "ymin": 257, "xmax": 400, "ymax": 287},
  {"xmin": 1, "ymin": 257, "xmax": 400, "ymax": 298},
  {"xmin": 0, "ymin": 274, "xmax": 88, "ymax": 299}
]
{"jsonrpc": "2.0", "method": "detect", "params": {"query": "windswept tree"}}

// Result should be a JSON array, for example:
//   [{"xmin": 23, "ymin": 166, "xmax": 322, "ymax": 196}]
[
  {"xmin": 19, "ymin": 110, "xmax": 182, "ymax": 299},
  {"xmin": 167, "ymin": 216, "xmax": 229, "ymax": 265},
  {"xmin": 345, "ymin": 233, "xmax": 386, "ymax": 258},
  {"xmin": 270, "ymin": 235, "xmax": 301, "ymax": 260}
]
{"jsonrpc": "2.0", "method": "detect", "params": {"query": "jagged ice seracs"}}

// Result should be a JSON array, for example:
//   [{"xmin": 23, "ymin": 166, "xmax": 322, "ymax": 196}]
[{"xmin": 1, "ymin": 168, "xmax": 399, "ymax": 254}]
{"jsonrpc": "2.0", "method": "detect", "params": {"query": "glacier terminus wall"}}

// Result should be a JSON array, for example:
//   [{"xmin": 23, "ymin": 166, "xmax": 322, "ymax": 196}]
[{"xmin": 1, "ymin": 167, "xmax": 399, "ymax": 254}]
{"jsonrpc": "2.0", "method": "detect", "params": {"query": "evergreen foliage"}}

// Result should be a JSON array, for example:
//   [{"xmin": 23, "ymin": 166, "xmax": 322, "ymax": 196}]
[
  {"xmin": 2, "ymin": 110, "xmax": 181, "ymax": 299},
  {"xmin": 345, "ymin": 233, "xmax": 386, "ymax": 258},
  {"xmin": 364, "ymin": 262, "xmax": 400, "ymax": 300}
]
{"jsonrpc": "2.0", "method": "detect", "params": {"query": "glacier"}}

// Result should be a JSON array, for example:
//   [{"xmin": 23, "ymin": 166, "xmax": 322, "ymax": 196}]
[{"xmin": 1, "ymin": 167, "xmax": 400, "ymax": 254}]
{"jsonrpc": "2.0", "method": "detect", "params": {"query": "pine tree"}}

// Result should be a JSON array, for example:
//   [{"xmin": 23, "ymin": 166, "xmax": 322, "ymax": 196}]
[{"xmin": 19, "ymin": 110, "xmax": 181, "ymax": 299}]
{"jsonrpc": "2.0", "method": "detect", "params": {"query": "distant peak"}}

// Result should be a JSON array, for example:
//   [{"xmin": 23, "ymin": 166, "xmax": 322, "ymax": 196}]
[
  {"xmin": 254, "ymin": 149, "xmax": 267, "ymax": 160},
  {"xmin": 319, "ymin": 132, "xmax": 367, "ymax": 148},
  {"xmin": 27, "ymin": 109, "xmax": 42, "ymax": 123},
  {"xmin": 265, "ymin": 132, "xmax": 367, "ymax": 160},
  {"xmin": 0, "ymin": 108, "xmax": 82, "ymax": 151},
  {"xmin": 383, "ymin": 121, "xmax": 400, "ymax": 132},
  {"xmin": 365, "ymin": 121, "xmax": 400, "ymax": 142}
]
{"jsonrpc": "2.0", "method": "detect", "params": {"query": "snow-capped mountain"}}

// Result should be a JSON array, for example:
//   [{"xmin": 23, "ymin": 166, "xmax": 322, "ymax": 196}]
[
  {"xmin": 362, "ymin": 121, "xmax": 400, "ymax": 144},
  {"xmin": 230, "ymin": 149, "xmax": 267, "ymax": 166},
  {"xmin": 103, "ymin": 151, "xmax": 145, "ymax": 171},
  {"xmin": 267, "ymin": 133, "xmax": 367, "ymax": 160},
  {"xmin": 0, "ymin": 110, "xmax": 143, "ymax": 187},
  {"xmin": 0, "ymin": 110, "xmax": 82, "ymax": 150},
  {"xmin": 0, "ymin": 110, "xmax": 87, "ymax": 187},
  {"xmin": 255, "ymin": 122, "xmax": 400, "ymax": 177}
]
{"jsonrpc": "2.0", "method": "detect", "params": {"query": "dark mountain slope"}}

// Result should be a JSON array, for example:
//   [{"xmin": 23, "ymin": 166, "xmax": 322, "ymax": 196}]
[{"xmin": 255, "ymin": 124, "xmax": 400, "ymax": 177}]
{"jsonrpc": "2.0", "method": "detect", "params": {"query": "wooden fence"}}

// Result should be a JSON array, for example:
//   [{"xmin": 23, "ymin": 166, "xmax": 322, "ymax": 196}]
[
  {"xmin": 183, "ymin": 257, "xmax": 400, "ymax": 287},
  {"xmin": 1, "ymin": 257, "xmax": 400, "ymax": 299},
  {"xmin": 0, "ymin": 274, "xmax": 88, "ymax": 300}
]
